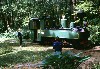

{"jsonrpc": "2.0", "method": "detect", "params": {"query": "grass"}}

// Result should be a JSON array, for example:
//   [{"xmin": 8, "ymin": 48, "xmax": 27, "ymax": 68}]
[
  {"xmin": 0, "ymin": 47, "xmax": 13, "ymax": 55},
  {"xmin": 0, "ymin": 44, "xmax": 53, "ymax": 68},
  {"xmin": 0, "ymin": 38, "xmax": 99, "ymax": 68}
]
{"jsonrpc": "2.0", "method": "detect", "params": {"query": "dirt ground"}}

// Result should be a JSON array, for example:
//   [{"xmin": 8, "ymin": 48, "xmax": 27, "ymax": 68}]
[
  {"xmin": 0, "ymin": 38, "xmax": 100, "ymax": 69},
  {"xmin": 69, "ymin": 46, "xmax": 100, "ymax": 69},
  {"xmin": 12, "ymin": 45, "xmax": 100, "ymax": 69}
]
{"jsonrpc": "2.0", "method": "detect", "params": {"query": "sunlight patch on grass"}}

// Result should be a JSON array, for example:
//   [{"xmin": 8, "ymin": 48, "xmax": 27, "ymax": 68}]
[
  {"xmin": 0, "ymin": 47, "xmax": 53, "ymax": 67},
  {"xmin": 0, "ymin": 44, "xmax": 54, "ymax": 67},
  {"xmin": 12, "ymin": 46, "xmax": 53, "ymax": 52},
  {"xmin": 0, "ymin": 38, "xmax": 15, "ymax": 43}
]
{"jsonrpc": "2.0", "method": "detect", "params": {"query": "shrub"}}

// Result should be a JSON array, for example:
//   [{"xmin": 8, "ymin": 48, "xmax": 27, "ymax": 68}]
[
  {"xmin": 88, "ymin": 25, "xmax": 100, "ymax": 45},
  {"xmin": 42, "ymin": 52, "xmax": 91, "ymax": 69}
]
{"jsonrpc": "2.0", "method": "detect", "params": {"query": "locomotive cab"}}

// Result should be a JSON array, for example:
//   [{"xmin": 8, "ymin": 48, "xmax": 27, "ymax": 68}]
[{"xmin": 29, "ymin": 18, "xmax": 40, "ymax": 42}]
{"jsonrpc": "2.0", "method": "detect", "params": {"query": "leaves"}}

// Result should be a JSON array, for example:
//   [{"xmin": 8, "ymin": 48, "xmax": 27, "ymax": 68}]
[
  {"xmin": 0, "ymin": 0, "xmax": 70, "ymax": 31},
  {"xmin": 42, "ymin": 53, "xmax": 91, "ymax": 69},
  {"xmin": 88, "ymin": 25, "xmax": 100, "ymax": 44},
  {"xmin": 76, "ymin": 1, "xmax": 94, "ymax": 12}
]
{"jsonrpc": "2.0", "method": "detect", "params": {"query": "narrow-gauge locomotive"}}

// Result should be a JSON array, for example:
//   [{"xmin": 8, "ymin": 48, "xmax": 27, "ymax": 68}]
[{"xmin": 29, "ymin": 16, "xmax": 92, "ymax": 50}]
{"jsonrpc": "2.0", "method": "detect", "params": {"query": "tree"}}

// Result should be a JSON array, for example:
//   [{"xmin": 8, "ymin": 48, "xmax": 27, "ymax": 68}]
[{"xmin": 0, "ymin": 0, "xmax": 99, "ymax": 33}]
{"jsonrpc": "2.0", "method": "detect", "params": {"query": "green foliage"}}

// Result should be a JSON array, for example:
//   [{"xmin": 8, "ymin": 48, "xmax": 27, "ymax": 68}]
[
  {"xmin": 91, "ymin": 62, "xmax": 100, "ymax": 69},
  {"xmin": 0, "ymin": 46, "xmax": 53, "ymax": 67},
  {"xmin": 88, "ymin": 25, "xmax": 100, "ymax": 44},
  {"xmin": 42, "ymin": 53, "xmax": 91, "ymax": 69},
  {"xmin": 0, "ymin": 0, "xmax": 70, "ymax": 31},
  {"xmin": 76, "ymin": 1, "xmax": 94, "ymax": 12},
  {"xmin": 0, "ymin": 50, "xmax": 34, "ymax": 67},
  {"xmin": 75, "ymin": 0, "xmax": 100, "ymax": 44},
  {"xmin": 0, "ymin": 30, "xmax": 16, "ymax": 38},
  {"xmin": 0, "ymin": 46, "xmax": 13, "ymax": 55},
  {"xmin": 0, "ymin": 0, "xmax": 100, "ymax": 32},
  {"xmin": 88, "ymin": 18, "xmax": 100, "ymax": 25},
  {"xmin": 75, "ymin": 1, "xmax": 99, "ymax": 20}
]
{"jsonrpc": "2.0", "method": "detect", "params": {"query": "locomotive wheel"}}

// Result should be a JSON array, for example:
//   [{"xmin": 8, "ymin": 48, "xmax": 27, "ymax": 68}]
[
  {"xmin": 73, "ymin": 40, "xmax": 94, "ymax": 50},
  {"xmin": 80, "ymin": 40, "xmax": 94, "ymax": 50}
]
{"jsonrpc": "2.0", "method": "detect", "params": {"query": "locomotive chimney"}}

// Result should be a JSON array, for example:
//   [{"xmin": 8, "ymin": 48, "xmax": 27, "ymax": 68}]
[{"xmin": 60, "ymin": 15, "xmax": 67, "ymax": 28}]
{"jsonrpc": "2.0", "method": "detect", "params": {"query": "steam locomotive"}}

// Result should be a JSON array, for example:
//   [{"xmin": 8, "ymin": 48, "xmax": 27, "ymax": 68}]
[{"xmin": 29, "ymin": 16, "xmax": 93, "ymax": 50}]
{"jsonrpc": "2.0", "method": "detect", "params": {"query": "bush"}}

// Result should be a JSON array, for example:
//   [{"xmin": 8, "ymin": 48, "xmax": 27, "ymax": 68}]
[
  {"xmin": 42, "ymin": 52, "xmax": 91, "ymax": 69},
  {"xmin": 88, "ymin": 25, "xmax": 100, "ymax": 45}
]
